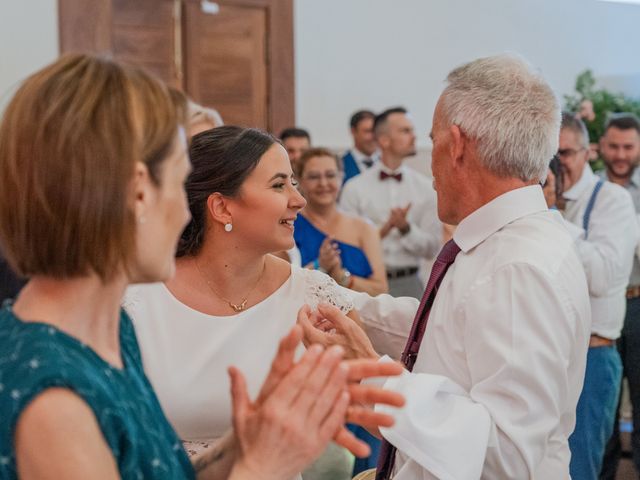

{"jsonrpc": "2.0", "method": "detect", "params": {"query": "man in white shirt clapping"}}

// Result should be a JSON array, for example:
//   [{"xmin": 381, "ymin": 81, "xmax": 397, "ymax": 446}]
[
  {"xmin": 340, "ymin": 107, "xmax": 441, "ymax": 298},
  {"xmin": 300, "ymin": 54, "xmax": 592, "ymax": 479}
]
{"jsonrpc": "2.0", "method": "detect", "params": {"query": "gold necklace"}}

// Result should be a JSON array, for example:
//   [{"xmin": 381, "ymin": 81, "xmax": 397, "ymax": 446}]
[{"xmin": 194, "ymin": 258, "xmax": 266, "ymax": 313}]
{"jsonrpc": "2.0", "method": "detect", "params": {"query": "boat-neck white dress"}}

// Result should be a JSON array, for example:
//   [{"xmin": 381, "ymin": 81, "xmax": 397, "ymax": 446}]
[{"xmin": 124, "ymin": 266, "xmax": 354, "ymax": 461}]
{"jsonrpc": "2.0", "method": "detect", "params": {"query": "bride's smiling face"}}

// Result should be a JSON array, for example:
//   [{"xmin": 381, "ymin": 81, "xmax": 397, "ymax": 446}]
[{"xmin": 227, "ymin": 143, "xmax": 306, "ymax": 253}]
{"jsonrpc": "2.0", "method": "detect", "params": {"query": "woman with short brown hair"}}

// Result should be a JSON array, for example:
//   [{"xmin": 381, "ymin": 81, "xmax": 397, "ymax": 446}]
[{"xmin": 0, "ymin": 54, "xmax": 402, "ymax": 480}]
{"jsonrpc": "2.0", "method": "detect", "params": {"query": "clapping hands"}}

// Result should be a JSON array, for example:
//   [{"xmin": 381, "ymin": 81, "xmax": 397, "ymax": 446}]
[
  {"xmin": 228, "ymin": 324, "xmax": 404, "ymax": 480},
  {"xmin": 381, "ymin": 203, "xmax": 412, "ymax": 238},
  {"xmin": 318, "ymin": 237, "xmax": 342, "ymax": 274}
]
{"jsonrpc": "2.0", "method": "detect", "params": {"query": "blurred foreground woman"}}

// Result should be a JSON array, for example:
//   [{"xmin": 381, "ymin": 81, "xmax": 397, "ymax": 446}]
[{"xmin": 0, "ymin": 54, "xmax": 402, "ymax": 480}]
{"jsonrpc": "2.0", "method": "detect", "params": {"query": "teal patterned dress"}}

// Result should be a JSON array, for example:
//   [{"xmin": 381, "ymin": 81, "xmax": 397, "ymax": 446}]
[{"xmin": 0, "ymin": 303, "xmax": 195, "ymax": 479}]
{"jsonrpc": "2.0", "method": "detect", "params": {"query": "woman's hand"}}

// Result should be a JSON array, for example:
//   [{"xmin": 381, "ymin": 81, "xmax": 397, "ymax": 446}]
[
  {"xmin": 227, "ymin": 325, "xmax": 404, "ymax": 480},
  {"xmin": 298, "ymin": 304, "xmax": 379, "ymax": 361},
  {"xmin": 228, "ymin": 334, "xmax": 349, "ymax": 480},
  {"xmin": 318, "ymin": 237, "xmax": 341, "ymax": 274}
]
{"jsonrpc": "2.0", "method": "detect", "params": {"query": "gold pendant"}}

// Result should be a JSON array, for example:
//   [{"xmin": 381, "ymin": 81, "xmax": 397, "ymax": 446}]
[{"xmin": 229, "ymin": 299, "xmax": 248, "ymax": 312}]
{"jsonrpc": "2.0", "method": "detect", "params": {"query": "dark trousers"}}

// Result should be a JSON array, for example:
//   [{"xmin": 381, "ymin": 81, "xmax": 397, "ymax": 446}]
[{"xmin": 600, "ymin": 297, "xmax": 640, "ymax": 479}]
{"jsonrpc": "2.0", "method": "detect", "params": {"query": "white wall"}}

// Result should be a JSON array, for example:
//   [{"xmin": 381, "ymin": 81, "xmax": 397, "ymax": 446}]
[
  {"xmin": 2, "ymin": 0, "xmax": 640, "ymax": 153},
  {"xmin": 295, "ymin": 0, "xmax": 640, "ymax": 150},
  {"xmin": 0, "ymin": 1, "xmax": 59, "ymax": 112}
]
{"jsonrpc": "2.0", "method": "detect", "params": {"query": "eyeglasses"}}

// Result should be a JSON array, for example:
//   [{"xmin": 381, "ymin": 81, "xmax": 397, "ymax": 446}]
[
  {"xmin": 302, "ymin": 171, "xmax": 341, "ymax": 183},
  {"xmin": 557, "ymin": 147, "xmax": 586, "ymax": 158}
]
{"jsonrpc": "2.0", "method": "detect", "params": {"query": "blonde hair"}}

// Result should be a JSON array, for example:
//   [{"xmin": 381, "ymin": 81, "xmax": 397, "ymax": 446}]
[{"xmin": 188, "ymin": 100, "xmax": 224, "ymax": 129}]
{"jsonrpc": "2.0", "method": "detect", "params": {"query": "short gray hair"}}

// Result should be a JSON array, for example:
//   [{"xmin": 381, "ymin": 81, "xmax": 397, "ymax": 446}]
[
  {"xmin": 561, "ymin": 112, "xmax": 589, "ymax": 149},
  {"xmin": 440, "ymin": 54, "xmax": 560, "ymax": 182}
]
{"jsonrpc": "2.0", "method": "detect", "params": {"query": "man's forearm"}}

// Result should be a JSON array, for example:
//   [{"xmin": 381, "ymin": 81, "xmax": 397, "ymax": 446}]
[{"xmin": 192, "ymin": 430, "xmax": 239, "ymax": 480}]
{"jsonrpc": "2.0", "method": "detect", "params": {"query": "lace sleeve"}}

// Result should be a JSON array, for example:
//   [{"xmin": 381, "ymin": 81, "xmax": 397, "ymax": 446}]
[{"xmin": 303, "ymin": 269, "xmax": 355, "ymax": 313}]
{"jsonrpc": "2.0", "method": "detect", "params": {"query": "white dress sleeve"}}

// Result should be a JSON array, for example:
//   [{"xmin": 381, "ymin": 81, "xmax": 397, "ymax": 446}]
[{"xmin": 302, "ymin": 269, "xmax": 355, "ymax": 313}]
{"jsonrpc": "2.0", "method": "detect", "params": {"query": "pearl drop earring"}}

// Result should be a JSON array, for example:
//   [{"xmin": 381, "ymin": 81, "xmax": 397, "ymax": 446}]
[{"xmin": 224, "ymin": 223, "xmax": 233, "ymax": 232}]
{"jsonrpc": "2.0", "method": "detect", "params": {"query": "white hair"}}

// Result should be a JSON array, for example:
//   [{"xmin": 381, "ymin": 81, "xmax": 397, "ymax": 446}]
[{"xmin": 440, "ymin": 54, "xmax": 560, "ymax": 182}]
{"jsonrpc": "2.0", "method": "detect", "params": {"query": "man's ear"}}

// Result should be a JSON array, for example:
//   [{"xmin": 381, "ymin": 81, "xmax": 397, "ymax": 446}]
[
  {"xmin": 132, "ymin": 161, "xmax": 154, "ymax": 222},
  {"xmin": 206, "ymin": 192, "xmax": 233, "ymax": 228},
  {"xmin": 449, "ymin": 124, "xmax": 466, "ymax": 167},
  {"xmin": 377, "ymin": 133, "xmax": 389, "ymax": 150}
]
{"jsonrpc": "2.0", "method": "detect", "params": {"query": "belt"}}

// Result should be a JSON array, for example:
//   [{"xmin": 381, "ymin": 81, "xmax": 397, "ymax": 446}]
[
  {"xmin": 386, "ymin": 266, "xmax": 419, "ymax": 280},
  {"xmin": 589, "ymin": 334, "xmax": 615, "ymax": 348},
  {"xmin": 627, "ymin": 285, "xmax": 640, "ymax": 299}
]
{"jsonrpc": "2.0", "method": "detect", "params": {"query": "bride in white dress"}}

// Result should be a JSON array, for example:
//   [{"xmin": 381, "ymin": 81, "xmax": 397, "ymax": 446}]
[{"xmin": 125, "ymin": 126, "xmax": 377, "ymax": 479}]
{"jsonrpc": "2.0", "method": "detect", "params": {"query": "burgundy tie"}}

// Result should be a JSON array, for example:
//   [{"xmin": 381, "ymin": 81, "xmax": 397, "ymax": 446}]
[
  {"xmin": 380, "ymin": 171, "xmax": 402, "ymax": 182},
  {"xmin": 375, "ymin": 239, "xmax": 461, "ymax": 480}
]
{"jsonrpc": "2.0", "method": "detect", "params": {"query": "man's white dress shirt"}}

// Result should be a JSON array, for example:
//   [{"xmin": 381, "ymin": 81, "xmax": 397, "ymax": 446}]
[
  {"xmin": 340, "ymin": 162, "xmax": 441, "ymax": 268},
  {"xmin": 362, "ymin": 185, "xmax": 591, "ymax": 479},
  {"xmin": 561, "ymin": 165, "xmax": 639, "ymax": 339}
]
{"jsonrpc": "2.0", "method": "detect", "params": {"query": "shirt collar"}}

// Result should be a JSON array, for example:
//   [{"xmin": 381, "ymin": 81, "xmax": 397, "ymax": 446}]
[
  {"xmin": 453, "ymin": 185, "xmax": 548, "ymax": 253},
  {"xmin": 351, "ymin": 148, "xmax": 371, "ymax": 162},
  {"xmin": 378, "ymin": 160, "xmax": 405, "ymax": 176},
  {"xmin": 352, "ymin": 148, "xmax": 380, "ymax": 168},
  {"xmin": 563, "ymin": 164, "xmax": 596, "ymax": 201}
]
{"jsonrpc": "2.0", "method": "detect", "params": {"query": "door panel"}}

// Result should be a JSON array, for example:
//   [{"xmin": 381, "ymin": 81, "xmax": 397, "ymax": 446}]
[
  {"xmin": 111, "ymin": 0, "xmax": 179, "ymax": 86},
  {"xmin": 184, "ymin": 3, "xmax": 267, "ymax": 128},
  {"xmin": 58, "ymin": 0, "xmax": 293, "ymax": 133}
]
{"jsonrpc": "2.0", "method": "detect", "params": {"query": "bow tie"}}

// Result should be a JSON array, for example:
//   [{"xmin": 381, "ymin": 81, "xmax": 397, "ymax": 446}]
[
  {"xmin": 362, "ymin": 158, "xmax": 374, "ymax": 168},
  {"xmin": 380, "ymin": 171, "xmax": 402, "ymax": 182}
]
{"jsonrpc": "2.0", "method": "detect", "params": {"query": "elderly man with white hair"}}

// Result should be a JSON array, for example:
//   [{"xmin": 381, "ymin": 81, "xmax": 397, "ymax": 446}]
[{"xmin": 299, "ymin": 54, "xmax": 592, "ymax": 479}]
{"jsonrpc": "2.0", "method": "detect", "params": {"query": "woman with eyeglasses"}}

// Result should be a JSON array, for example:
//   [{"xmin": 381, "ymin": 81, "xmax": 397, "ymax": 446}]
[{"xmin": 295, "ymin": 148, "xmax": 388, "ymax": 296}]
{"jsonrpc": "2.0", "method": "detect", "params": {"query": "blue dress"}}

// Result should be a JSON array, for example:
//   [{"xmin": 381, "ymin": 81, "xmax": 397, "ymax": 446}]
[
  {"xmin": 294, "ymin": 214, "xmax": 380, "ymax": 475},
  {"xmin": 0, "ymin": 303, "xmax": 194, "ymax": 480},
  {"xmin": 294, "ymin": 214, "xmax": 373, "ymax": 278}
]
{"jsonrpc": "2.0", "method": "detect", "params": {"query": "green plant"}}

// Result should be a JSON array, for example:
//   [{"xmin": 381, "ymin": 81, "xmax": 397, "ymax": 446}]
[
  {"xmin": 566, "ymin": 71, "xmax": 640, "ymax": 140},
  {"xmin": 564, "ymin": 70, "xmax": 640, "ymax": 171}
]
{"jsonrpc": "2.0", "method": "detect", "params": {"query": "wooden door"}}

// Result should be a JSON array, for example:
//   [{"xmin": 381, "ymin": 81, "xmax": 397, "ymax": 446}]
[
  {"xmin": 183, "ymin": 2, "xmax": 267, "ymax": 128},
  {"xmin": 111, "ymin": 0, "xmax": 180, "ymax": 87},
  {"xmin": 58, "ymin": 0, "xmax": 293, "ymax": 133},
  {"xmin": 58, "ymin": 0, "xmax": 181, "ymax": 88}
]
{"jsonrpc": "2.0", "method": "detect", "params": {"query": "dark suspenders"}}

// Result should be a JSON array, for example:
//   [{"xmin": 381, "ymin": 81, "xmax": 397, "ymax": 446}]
[{"xmin": 583, "ymin": 179, "xmax": 604, "ymax": 239}]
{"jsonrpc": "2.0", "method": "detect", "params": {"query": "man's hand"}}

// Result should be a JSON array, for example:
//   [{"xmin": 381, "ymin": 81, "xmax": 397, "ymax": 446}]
[
  {"xmin": 381, "ymin": 204, "xmax": 412, "ymax": 238},
  {"xmin": 391, "ymin": 204, "xmax": 412, "ymax": 234}
]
